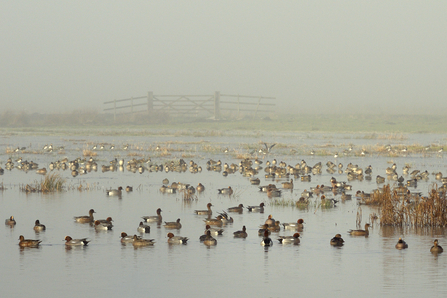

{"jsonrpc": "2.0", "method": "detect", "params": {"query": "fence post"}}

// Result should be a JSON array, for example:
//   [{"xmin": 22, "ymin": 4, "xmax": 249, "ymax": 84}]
[
  {"xmin": 214, "ymin": 91, "xmax": 220, "ymax": 120},
  {"xmin": 147, "ymin": 91, "xmax": 153, "ymax": 114},
  {"xmin": 114, "ymin": 99, "xmax": 117, "ymax": 122},
  {"xmin": 237, "ymin": 94, "xmax": 240, "ymax": 118},
  {"xmin": 254, "ymin": 97, "xmax": 261, "ymax": 119}
]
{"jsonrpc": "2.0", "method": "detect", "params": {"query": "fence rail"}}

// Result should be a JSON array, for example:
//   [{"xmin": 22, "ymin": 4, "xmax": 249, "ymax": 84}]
[{"xmin": 103, "ymin": 91, "xmax": 275, "ymax": 120}]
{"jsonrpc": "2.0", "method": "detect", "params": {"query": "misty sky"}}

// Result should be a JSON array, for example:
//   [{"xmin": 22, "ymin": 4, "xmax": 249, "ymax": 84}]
[{"xmin": 1, "ymin": 1, "xmax": 446, "ymax": 114}]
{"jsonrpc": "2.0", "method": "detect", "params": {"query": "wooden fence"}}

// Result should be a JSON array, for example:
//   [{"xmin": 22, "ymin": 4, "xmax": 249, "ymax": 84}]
[{"xmin": 103, "ymin": 91, "xmax": 275, "ymax": 120}]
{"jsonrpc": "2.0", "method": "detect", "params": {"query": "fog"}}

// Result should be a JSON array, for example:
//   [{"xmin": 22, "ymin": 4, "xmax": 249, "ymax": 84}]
[{"xmin": 1, "ymin": 1, "xmax": 446, "ymax": 115}]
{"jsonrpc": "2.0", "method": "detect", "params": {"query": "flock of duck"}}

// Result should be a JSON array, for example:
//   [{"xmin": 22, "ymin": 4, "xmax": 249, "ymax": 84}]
[
  {"xmin": 6, "ymin": 207, "xmax": 444, "ymax": 253},
  {"xmin": 3, "ymin": 141, "xmax": 447, "ymax": 254}
]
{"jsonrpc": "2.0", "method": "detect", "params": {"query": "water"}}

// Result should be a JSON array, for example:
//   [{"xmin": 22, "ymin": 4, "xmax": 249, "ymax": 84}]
[{"xmin": 1, "ymin": 132, "xmax": 447, "ymax": 297}]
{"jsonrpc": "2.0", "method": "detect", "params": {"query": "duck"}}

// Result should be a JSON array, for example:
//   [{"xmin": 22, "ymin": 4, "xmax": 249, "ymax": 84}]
[
  {"xmin": 137, "ymin": 222, "xmax": 151, "ymax": 233},
  {"xmin": 267, "ymin": 187, "xmax": 282, "ymax": 198},
  {"xmin": 268, "ymin": 221, "xmax": 281, "ymax": 232},
  {"xmin": 277, "ymin": 233, "xmax": 300, "ymax": 245},
  {"xmin": 18, "ymin": 235, "xmax": 41, "ymax": 247},
  {"xmin": 196, "ymin": 183, "xmax": 205, "ymax": 193},
  {"xmin": 282, "ymin": 219, "xmax": 305, "ymax": 230},
  {"xmin": 120, "ymin": 232, "xmax": 140, "ymax": 243},
  {"xmin": 36, "ymin": 168, "xmax": 47, "ymax": 175},
  {"xmin": 164, "ymin": 218, "xmax": 182, "ymax": 229},
  {"xmin": 142, "ymin": 208, "xmax": 162, "ymax": 223},
  {"xmin": 125, "ymin": 186, "xmax": 133, "ymax": 192},
  {"xmin": 218, "ymin": 186, "xmax": 233, "ymax": 195},
  {"xmin": 227, "ymin": 204, "xmax": 244, "ymax": 213},
  {"xmin": 204, "ymin": 216, "xmax": 223, "ymax": 227},
  {"xmin": 5, "ymin": 215, "xmax": 16, "ymax": 226},
  {"xmin": 133, "ymin": 235, "xmax": 155, "ymax": 247},
  {"xmin": 330, "ymin": 234, "xmax": 344, "ymax": 246},
  {"xmin": 106, "ymin": 186, "xmax": 123, "ymax": 196},
  {"xmin": 202, "ymin": 230, "xmax": 217, "ymax": 246},
  {"xmin": 233, "ymin": 226, "xmax": 248, "ymax": 238},
  {"xmin": 250, "ymin": 178, "xmax": 261, "ymax": 185},
  {"xmin": 94, "ymin": 220, "xmax": 112, "ymax": 231},
  {"xmin": 167, "ymin": 232, "xmax": 188, "ymax": 244},
  {"xmin": 395, "ymin": 238, "xmax": 408, "ymax": 249},
  {"xmin": 247, "ymin": 202, "xmax": 265, "ymax": 213},
  {"xmin": 281, "ymin": 179, "xmax": 293, "ymax": 189},
  {"xmin": 430, "ymin": 239, "xmax": 443, "ymax": 253},
  {"xmin": 33, "ymin": 220, "xmax": 46, "ymax": 232},
  {"xmin": 97, "ymin": 217, "xmax": 114, "ymax": 226},
  {"xmin": 194, "ymin": 203, "xmax": 213, "ymax": 215},
  {"xmin": 203, "ymin": 224, "xmax": 223, "ymax": 237},
  {"xmin": 73, "ymin": 209, "xmax": 95, "ymax": 223},
  {"xmin": 348, "ymin": 223, "xmax": 371, "ymax": 236},
  {"xmin": 265, "ymin": 215, "xmax": 276, "ymax": 226},
  {"xmin": 258, "ymin": 224, "xmax": 271, "ymax": 236},
  {"xmin": 218, "ymin": 211, "xmax": 234, "ymax": 224},
  {"xmin": 261, "ymin": 230, "xmax": 273, "ymax": 246},
  {"xmin": 64, "ymin": 236, "xmax": 89, "ymax": 246}
]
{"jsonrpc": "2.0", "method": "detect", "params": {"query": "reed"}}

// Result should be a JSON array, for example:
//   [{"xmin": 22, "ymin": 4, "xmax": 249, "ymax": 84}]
[
  {"xmin": 40, "ymin": 173, "xmax": 66, "ymax": 192},
  {"xmin": 377, "ymin": 184, "xmax": 447, "ymax": 227}
]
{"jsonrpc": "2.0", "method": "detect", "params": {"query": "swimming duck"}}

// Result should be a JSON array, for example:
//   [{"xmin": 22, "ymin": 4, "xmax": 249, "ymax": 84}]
[
  {"xmin": 94, "ymin": 220, "xmax": 112, "ymax": 231},
  {"xmin": 202, "ymin": 230, "xmax": 217, "ymax": 246},
  {"xmin": 261, "ymin": 230, "xmax": 273, "ymax": 246},
  {"xmin": 196, "ymin": 183, "xmax": 205, "ymax": 193},
  {"xmin": 167, "ymin": 232, "xmax": 188, "ymax": 244},
  {"xmin": 250, "ymin": 178, "xmax": 261, "ymax": 185},
  {"xmin": 142, "ymin": 208, "xmax": 162, "ymax": 223},
  {"xmin": 348, "ymin": 223, "xmax": 371, "ymax": 236},
  {"xmin": 218, "ymin": 211, "xmax": 234, "ymax": 224},
  {"xmin": 132, "ymin": 235, "xmax": 155, "ymax": 247},
  {"xmin": 137, "ymin": 222, "xmax": 151, "ymax": 233},
  {"xmin": 268, "ymin": 221, "xmax": 281, "ymax": 232},
  {"xmin": 33, "ymin": 220, "xmax": 46, "ymax": 232},
  {"xmin": 74, "ymin": 209, "xmax": 95, "ymax": 223},
  {"xmin": 120, "ymin": 232, "xmax": 140, "ymax": 243},
  {"xmin": 204, "ymin": 216, "xmax": 223, "ymax": 227},
  {"xmin": 277, "ymin": 233, "xmax": 300, "ymax": 245},
  {"xmin": 164, "ymin": 218, "xmax": 182, "ymax": 229},
  {"xmin": 64, "ymin": 236, "xmax": 89, "ymax": 246},
  {"xmin": 330, "ymin": 234, "xmax": 344, "ymax": 246},
  {"xmin": 97, "ymin": 217, "xmax": 114, "ymax": 226},
  {"xmin": 233, "ymin": 226, "xmax": 248, "ymax": 238},
  {"xmin": 281, "ymin": 179, "xmax": 293, "ymax": 189},
  {"xmin": 36, "ymin": 168, "xmax": 47, "ymax": 175},
  {"xmin": 283, "ymin": 219, "xmax": 305, "ymax": 230},
  {"xmin": 218, "ymin": 186, "xmax": 233, "ymax": 195},
  {"xmin": 267, "ymin": 187, "xmax": 282, "ymax": 198},
  {"xmin": 395, "ymin": 238, "xmax": 408, "ymax": 249},
  {"xmin": 430, "ymin": 239, "xmax": 443, "ymax": 253},
  {"xmin": 125, "ymin": 186, "xmax": 133, "ymax": 192},
  {"xmin": 247, "ymin": 202, "xmax": 265, "ymax": 213},
  {"xmin": 259, "ymin": 184, "xmax": 277, "ymax": 192},
  {"xmin": 228, "ymin": 204, "xmax": 244, "ymax": 213},
  {"xmin": 203, "ymin": 224, "xmax": 224, "ymax": 237},
  {"xmin": 106, "ymin": 187, "xmax": 123, "ymax": 196},
  {"xmin": 265, "ymin": 215, "xmax": 276, "ymax": 226},
  {"xmin": 194, "ymin": 203, "xmax": 213, "ymax": 215},
  {"xmin": 5, "ymin": 216, "xmax": 16, "ymax": 226},
  {"xmin": 258, "ymin": 224, "xmax": 271, "ymax": 236},
  {"xmin": 18, "ymin": 235, "xmax": 41, "ymax": 247}
]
